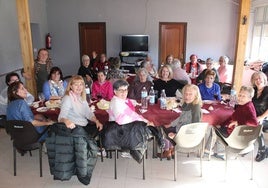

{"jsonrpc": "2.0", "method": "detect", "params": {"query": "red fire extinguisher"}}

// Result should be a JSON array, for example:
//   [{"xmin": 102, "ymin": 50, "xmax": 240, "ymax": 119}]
[{"xmin": 46, "ymin": 33, "xmax": 52, "ymax": 50}]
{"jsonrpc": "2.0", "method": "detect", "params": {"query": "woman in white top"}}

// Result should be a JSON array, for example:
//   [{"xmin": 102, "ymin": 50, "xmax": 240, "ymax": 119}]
[
  {"xmin": 0, "ymin": 72, "xmax": 34, "ymax": 115},
  {"xmin": 58, "ymin": 75, "xmax": 102, "ymax": 135},
  {"xmin": 217, "ymin": 55, "xmax": 232, "ymax": 83}
]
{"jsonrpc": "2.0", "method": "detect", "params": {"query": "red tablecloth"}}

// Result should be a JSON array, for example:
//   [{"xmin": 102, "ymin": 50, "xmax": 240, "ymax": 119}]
[
  {"xmin": 32, "ymin": 106, "xmax": 60, "ymax": 121},
  {"xmin": 33, "ymin": 101, "xmax": 233, "ymax": 127},
  {"xmin": 95, "ymin": 102, "xmax": 233, "ymax": 126}
]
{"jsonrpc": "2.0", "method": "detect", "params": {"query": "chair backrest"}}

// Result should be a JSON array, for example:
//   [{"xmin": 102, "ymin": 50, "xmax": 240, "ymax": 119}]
[
  {"xmin": 0, "ymin": 115, "xmax": 7, "ymax": 128},
  {"xmin": 225, "ymin": 125, "xmax": 262, "ymax": 150},
  {"xmin": 6, "ymin": 120, "xmax": 40, "ymax": 149},
  {"xmin": 173, "ymin": 122, "xmax": 208, "ymax": 149}
]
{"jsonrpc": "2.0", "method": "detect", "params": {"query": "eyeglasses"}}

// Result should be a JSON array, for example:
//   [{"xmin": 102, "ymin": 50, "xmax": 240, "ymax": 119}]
[{"xmin": 117, "ymin": 89, "xmax": 128, "ymax": 93}]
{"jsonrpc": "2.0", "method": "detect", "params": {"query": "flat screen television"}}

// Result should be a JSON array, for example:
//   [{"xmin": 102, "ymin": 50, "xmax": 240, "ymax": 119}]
[{"xmin": 121, "ymin": 35, "xmax": 149, "ymax": 52}]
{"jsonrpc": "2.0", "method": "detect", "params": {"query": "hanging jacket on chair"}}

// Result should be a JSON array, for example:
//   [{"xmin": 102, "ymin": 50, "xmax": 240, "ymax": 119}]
[
  {"xmin": 103, "ymin": 121, "xmax": 155, "ymax": 163},
  {"xmin": 46, "ymin": 123, "xmax": 98, "ymax": 185}
]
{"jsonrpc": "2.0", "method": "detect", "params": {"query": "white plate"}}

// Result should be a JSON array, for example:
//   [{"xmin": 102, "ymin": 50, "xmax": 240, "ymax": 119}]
[
  {"xmin": 36, "ymin": 107, "xmax": 49, "ymax": 112},
  {"xmin": 201, "ymin": 109, "xmax": 210, "ymax": 114},
  {"xmin": 202, "ymin": 100, "xmax": 215, "ymax": 104},
  {"xmin": 96, "ymin": 100, "xmax": 110, "ymax": 110},
  {"xmin": 45, "ymin": 100, "xmax": 61, "ymax": 108}
]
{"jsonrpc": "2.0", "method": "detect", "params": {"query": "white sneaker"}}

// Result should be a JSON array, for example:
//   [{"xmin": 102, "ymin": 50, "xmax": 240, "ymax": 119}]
[{"xmin": 121, "ymin": 152, "xmax": 132, "ymax": 158}]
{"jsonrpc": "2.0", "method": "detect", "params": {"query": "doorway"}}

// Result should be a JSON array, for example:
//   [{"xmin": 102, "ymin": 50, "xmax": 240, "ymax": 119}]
[
  {"xmin": 159, "ymin": 22, "xmax": 187, "ymax": 67},
  {"xmin": 79, "ymin": 22, "xmax": 106, "ymax": 64}
]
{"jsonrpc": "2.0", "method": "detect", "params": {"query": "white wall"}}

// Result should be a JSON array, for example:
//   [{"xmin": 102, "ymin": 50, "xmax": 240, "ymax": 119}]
[
  {"xmin": 0, "ymin": 0, "xmax": 48, "ymax": 91},
  {"xmin": 0, "ymin": 0, "xmax": 22, "ymax": 75},
  {"xmin": 46, "ymin": 0, "xmax": 239, "ymax": 76},
  {"xmin": 29, "ymin": 0, "xmax": 49, "ymax": 55}
]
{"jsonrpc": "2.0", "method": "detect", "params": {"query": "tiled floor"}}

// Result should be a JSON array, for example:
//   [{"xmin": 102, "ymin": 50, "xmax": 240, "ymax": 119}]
[{"xmin": 0, "ymin": 128, "xmax": 267, "ymax": 188}]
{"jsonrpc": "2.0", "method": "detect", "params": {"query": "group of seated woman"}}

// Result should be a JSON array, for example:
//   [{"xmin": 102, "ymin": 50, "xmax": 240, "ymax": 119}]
[{"xmin": 4, "ymin": 50, "xmax": 267, "ymax": 164}]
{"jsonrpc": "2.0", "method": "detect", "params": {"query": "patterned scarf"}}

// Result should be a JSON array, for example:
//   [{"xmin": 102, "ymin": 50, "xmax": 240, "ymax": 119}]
[{"xmin": 49, "ymin": 80, "xmax": 65, "ymax": 97}]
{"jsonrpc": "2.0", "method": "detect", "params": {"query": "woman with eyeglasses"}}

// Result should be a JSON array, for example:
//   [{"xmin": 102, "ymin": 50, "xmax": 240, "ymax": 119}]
[
  {"xmin": 108, "ymin": 79, "xmax": 149, "ymax": 124},
  {"xmin": 196, "ymin": 58, "xmax": 219, "ymax": 84},
  {"xmin": 106, "ymin": 79, "xmax": 164, "ymax": 161}
]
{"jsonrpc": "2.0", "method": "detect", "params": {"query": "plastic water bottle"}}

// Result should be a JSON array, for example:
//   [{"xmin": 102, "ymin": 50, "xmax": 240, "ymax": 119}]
[
  {"xmin": 191, "ymin": 66, "xmax": 196, "ymax": 78},
  {"xmin": 229, "ymin": 87, "xmax": 236, "ymax": 108},
  {"xmin": 148, "ymin": 86, "xmax": 155, "ymax": 105},
  {"xmin": 160, "ymin": 89, "xmax": 167, "ymax": 109},
  {"xmin": 141, "ymin": 87, "xmax": 148, "ymax": 109},
  {"xmin": 85, "ymin": 84, "xmax": 91, "ymax": 104}
]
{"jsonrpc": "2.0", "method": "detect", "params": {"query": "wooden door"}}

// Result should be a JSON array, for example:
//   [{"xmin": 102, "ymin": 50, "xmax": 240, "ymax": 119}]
[
  {"xmin": 79, "ymin": 23, "xmax": 106, "ymax": 63},
  {"xmin": 159, "ymin": 22, "xmax": 187, "ymax": 66}
]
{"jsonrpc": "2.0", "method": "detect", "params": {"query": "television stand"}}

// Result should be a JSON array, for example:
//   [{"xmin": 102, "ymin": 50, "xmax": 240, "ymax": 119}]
[{"xmin": 119, "ymin": 52, "xmax": 148, "ymax": 73}]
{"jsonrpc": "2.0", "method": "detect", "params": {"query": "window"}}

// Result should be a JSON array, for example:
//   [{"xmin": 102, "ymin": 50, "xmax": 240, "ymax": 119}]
[{"xmin": 250, "ymin": 6, "xmax": 268, "ymax": 61}]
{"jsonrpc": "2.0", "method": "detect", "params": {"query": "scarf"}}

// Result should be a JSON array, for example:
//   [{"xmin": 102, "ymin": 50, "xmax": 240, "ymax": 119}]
[{"xmin": 49, "ymin": 80, "xmax": 65, "ymax": 97}]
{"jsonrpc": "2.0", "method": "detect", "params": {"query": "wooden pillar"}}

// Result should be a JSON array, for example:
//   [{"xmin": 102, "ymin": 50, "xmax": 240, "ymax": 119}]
[
  {"xmin": 16, "ymin": 0, "xmax": 37, "ymax": 98},
  {"xmin": 232, "ymin": 0, "xmax": 251, "ymax": 90}
]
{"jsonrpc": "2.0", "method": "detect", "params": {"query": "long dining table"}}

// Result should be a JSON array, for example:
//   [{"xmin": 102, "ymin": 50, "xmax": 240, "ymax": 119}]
[
  {"xmin": 32, "ymin": 100, "xmax": 233, "ymax": 127},
  {"xmin": 94, "ymin": 101, "xmax": 234, "ymax": 127},
  {"xmin": 32, "ymin": 100, "xmax": 233, "ymax": 158}
]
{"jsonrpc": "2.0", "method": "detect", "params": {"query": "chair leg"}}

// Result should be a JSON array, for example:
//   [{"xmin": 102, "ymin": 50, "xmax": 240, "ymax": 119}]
[
  {"xmin": 225, "ymin": 150, "xmax": 228, "ymax": 180},
  {"xmin": 200, "ymin": 149, "xmax": 203, "ymax": 177},
  {"xmin": 29, "ymin": 150, "xmax": 32, "ymax": 157},
  {"xmin": 152, "ymin": 138, "xmax": 156, "ymax": 158},
  {"xmin": 99, "ymin": 135, "xmax": 104, "ymax": 162},
  {"xmin": 13, "ymin": 146, "xmax": 16, "ymax": 176},
  {"xmin": 200, "ymin": 138, "xmax": 205, "ymax": 177},
  {"xmin": 250, "ymin": 149, "xmax": 254, "ymax": 180},
  {"xmin": 39, "ymin": 144, "xmax": 43, "ymax": 177},
  {"xmin": 114, "ymin": 150, "xmax": 117, "ymax": 179},
  {"xmin": 160, "ymin": 147, "xmax": 163, "ymax": 161},
  {"xmin": 142, "ymin": 154, "xmax": 145, "ymax": 180},
  {"xmin": 174, "ymin": 150, "xmax": 177, "ymax": 181}
]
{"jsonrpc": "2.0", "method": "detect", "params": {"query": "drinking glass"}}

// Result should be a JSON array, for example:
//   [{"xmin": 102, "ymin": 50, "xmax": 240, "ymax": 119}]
[
  {"xmin": 154, "ymin": 90, "xmax": 158, "ymax": 104},
  {"xmin": 38, "ymin": 93, "xmax": 45, "ymax": 106},
  {"xmin": 213, "ymin": 93, "xmax": 219, "ymax": 101},
  {"xmin": 96, "ymin": 92, "xmax": 103, "ymax": 100}
]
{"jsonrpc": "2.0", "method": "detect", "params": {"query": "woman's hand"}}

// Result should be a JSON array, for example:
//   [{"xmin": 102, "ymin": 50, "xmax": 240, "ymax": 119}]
[
  {"xmin": 96, "ymin": 120, "xmax": 103, "ymax": 131},
  {"xmin": 86, "ymin": 75, "xmax": 92, "ymax": 82},
  {"xmin": 228, "ymin": 121, "xmax": 238, "ymax": 128},
  {"xmin": 65, "ymin": 119, "xmax": 76, "ymax": 129},
  {"xmin": 147, "ymin": 121, "xmax": 154, "ymax": 126},
  {"xmin": 46, "ymin": 119, "xmax": 55, "ymax": 126},
  {"xmin": 164, "ymin": 124, "xmax": 171, "ymax": 128}
]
